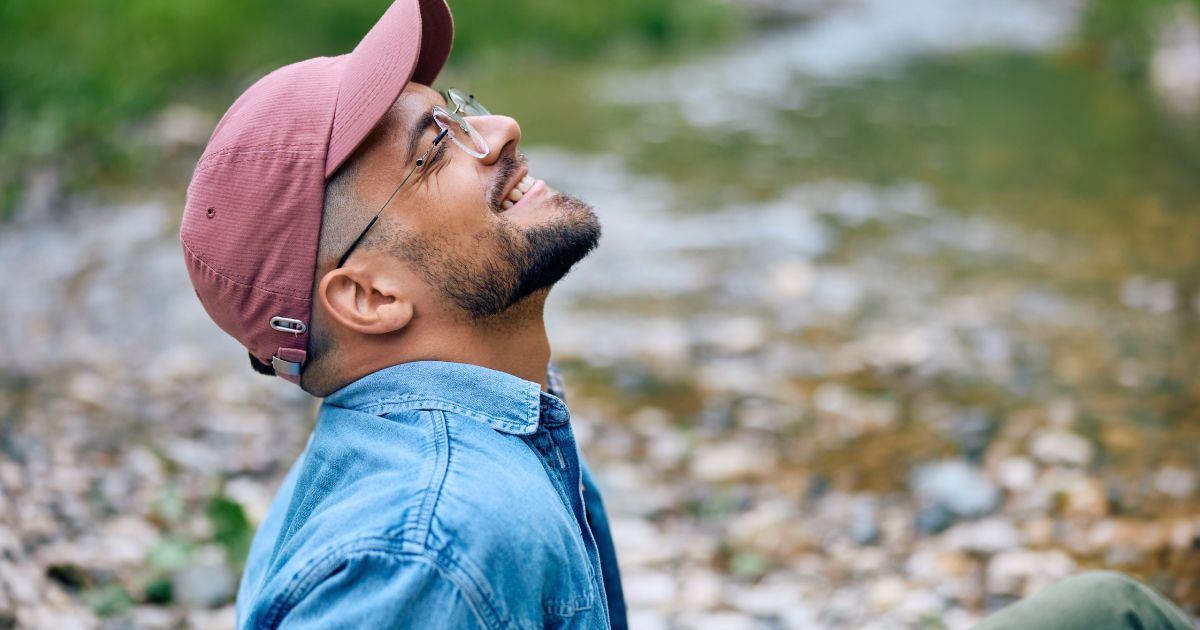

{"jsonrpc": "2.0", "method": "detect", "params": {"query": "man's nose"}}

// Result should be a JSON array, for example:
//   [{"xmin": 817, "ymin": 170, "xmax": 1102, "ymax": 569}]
[{"xmin": 469, "ymin": 115, "xmax": 522, "ymax": 165}]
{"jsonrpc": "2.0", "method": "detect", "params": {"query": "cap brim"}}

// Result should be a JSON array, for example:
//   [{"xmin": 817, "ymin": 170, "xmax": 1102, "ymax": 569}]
[{"xmin": 325, "ymin": 0, "xmax": 453, "ymax": 178}]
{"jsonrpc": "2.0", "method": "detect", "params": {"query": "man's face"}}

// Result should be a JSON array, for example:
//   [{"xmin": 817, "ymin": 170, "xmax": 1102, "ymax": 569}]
[{"xmin": 351, "ymin": 83, "xmax": 601, "ymax": 320}]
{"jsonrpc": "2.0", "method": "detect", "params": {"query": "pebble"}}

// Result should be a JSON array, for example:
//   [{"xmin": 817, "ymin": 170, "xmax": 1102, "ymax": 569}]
[
  {"xmin": 185, "ymin": 605, "xmax": 237, "ymax": 630},
  {"xmin": 993, "ymin": 456, "xmax": 1038, "ymax": 493},
  {"xmin": 690, "ymin": 442, "xmax": 775, "ymax": 483},
  {"xmin": 622, "ymin": 571, "xmax": 677, "ymax": 609},
  {"xmin": 610, "ymin": 518, "xmax": 680, "ymax": 567},
  {"xmin": 915, "ymin": 504, "xmax": 954, "ymax": 535},
  {"xmin": 172, "ymin": 562, "xmax": 236, "ymax": 609},
  {"xmin": 942, "ymin": 518, "xmax": 1020, "ymax": 555},
  {"xmin": 1154, "ymin": 467, "xmax": 1197, "ymax": 498},
  {"xmin": 985, "ymin": 550, "xmax": 1075, "ymax": 597},
  {"xmin": 677, "ymin": 569, "xmax": 724, "ymax": 610},
  {"xmin": 675, "ymin": 610, "xmax": 759, "ymax": 630},
  {"xmin": 128, "ymin": 605, "xmax": 180, "ymax": 630},
  {"xmin": 1062, "ymin": 477, "xmax": 1108, "ymax": 518},
  {"xmin": 911, "ymin": 459, "xmax": 1002, "ymax": 518},
  {"xmin": 848, "ymin": 499, "xmax": 881, "ymax": 545},
  {"xmin": 1029, "ymin": 430, "xmax": 1093, "ymax": 467}
]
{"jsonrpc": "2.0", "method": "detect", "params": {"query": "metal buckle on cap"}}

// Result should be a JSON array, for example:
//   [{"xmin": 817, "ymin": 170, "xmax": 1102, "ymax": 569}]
[
  {"xmin": 270, "ymin": 316, "xmax": 307, "ymax": 334},
  {"xmin": 271, "ymin": 355, "xmax": 303, "ymax": 376}
]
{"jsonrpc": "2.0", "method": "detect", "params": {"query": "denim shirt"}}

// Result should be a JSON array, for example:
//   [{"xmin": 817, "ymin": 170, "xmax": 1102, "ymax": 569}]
[{"xmin": 236, "ymin": 361, "xmax": 627, "ymax": 629}]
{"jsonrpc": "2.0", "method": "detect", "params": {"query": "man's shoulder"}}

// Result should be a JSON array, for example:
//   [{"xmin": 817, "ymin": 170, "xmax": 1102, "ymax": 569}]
[{"xmin": 240, "ymin": 403, "xmax": 598, "ymax": 628}]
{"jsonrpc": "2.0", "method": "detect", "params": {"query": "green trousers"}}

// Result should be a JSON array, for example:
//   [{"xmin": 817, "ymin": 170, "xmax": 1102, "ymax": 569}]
[{"xmin": 976, "ymin": 571, "xmax": 1196, "ymax": 630}]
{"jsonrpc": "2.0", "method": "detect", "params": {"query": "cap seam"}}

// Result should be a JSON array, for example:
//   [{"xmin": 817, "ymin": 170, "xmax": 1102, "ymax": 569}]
[
  {"xmin": 195, "ymin": 151, "xmax": 324, "ymax": 175},
  {"xmin": 330, "ymin": 47, "xmax": 398, "ymax": 151},
  {"xmin": 201, "ymin": 141, "xmax": 325, "ymax": 162},
  {"xmin": 181, "ymin": 235, "xmax": 313, "ymax": 302}
]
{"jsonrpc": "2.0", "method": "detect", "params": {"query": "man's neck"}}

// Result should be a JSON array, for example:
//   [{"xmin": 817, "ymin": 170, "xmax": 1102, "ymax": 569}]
[
  {"xmin": 440, "ymin": 290, "xmax": 552, "ymax": 389},
  {"xmin": 324, "ymin": 292, "xmax": 553, "ymax": 395}
]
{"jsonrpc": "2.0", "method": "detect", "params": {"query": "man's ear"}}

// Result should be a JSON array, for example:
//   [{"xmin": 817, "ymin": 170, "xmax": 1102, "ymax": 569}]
[{"xmin": 317, "ymin": 259, "xmax": 414, "ymax": 336}]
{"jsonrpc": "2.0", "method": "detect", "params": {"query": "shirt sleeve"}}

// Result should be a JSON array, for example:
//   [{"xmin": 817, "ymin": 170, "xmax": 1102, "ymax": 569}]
[{"xmin": 276, "ymin": 553, "xmax": 488, "ymax": 630}]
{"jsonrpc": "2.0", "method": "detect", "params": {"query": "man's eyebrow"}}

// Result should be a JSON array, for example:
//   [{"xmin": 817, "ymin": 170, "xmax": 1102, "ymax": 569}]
[{"xmin": 404, "ymin": 110, "xmax": 436, "ymax": 165}]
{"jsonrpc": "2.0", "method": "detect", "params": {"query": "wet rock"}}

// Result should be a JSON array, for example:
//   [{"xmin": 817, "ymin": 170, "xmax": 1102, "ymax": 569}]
[
  {"xmin": 1029, "ymin": 430, "xmax": 1093, "ymax": 467},
  {"xmin": 911, "ymin": 459, "xmax": 1001, "ymax": 518}
]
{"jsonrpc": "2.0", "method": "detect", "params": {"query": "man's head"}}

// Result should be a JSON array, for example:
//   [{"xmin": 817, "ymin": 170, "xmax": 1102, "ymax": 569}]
[
  {"xmin": 303, "ymin": 84, "xmax": 600, "ymax": 394},
  {"xmin": 180, "ymin": 0, "xmax": 599, "ymax": 396}
]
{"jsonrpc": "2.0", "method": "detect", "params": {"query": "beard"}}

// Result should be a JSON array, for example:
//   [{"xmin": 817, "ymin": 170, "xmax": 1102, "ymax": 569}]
[{"xmin": 385, "ymin": 190, "xmax": 601, "ymax": 320}]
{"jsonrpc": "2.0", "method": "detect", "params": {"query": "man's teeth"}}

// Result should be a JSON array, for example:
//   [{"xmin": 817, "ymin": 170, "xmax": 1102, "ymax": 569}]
[{"xmin": 501, "ymin": 175, "xmax": 536, "ymax": 210}]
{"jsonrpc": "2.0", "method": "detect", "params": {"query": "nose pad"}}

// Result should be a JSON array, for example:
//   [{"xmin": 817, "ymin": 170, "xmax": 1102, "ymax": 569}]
[{"xmin": 470, "ymin": 115, "xmax": 522, "ymax": 164}]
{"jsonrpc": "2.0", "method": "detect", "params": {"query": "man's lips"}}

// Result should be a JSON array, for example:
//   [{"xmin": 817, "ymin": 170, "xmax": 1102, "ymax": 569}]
[
  {"xmin": 505, "ymin": 179, "xmax": 547, "ymax": 214},
  {"xmin": 495, "ymin": 167, "xmax": 529, "ymax": 212}
]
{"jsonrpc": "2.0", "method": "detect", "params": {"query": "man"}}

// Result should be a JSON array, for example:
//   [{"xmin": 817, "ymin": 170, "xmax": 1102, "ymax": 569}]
[
  {"xmin": 180, "ymin": 1, "xmax": 1197, "ymax": 629},
  {"xmin": 180, "ymin": 0, "xmax": 624, "ymax": 627}
]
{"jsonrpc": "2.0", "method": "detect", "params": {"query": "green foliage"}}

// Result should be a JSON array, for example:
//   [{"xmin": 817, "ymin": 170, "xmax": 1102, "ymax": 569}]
[
  {"xmin": 83, "ymin": 583, "xmax": 135, "ymax": 618},
  {"xmin": 147, "ymin": 538, "xmax": 193, "ymax": 574},
  {"xmin": 207, "ymin": 495, "xmax": 254, "ymax": 572},
  {"xmin": 0, "ymin": 0, "xmax": 737, "ymax": 216}
]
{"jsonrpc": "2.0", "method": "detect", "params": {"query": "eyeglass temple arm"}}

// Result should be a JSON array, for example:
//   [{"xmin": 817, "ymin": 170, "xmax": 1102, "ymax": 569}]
[{"xmin": 334, "ymin": 129, "xmax": 449, "ymax": 269}]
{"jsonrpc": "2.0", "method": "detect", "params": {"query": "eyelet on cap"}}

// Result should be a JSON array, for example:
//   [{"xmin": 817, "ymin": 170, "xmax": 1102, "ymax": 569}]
[{"xmin": 270, "ymin": 316, "xmax": 307, "ymax": 334}]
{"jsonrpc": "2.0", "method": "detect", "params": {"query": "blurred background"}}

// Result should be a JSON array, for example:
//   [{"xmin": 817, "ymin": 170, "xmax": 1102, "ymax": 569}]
[{"xmin": 2, "ymin": 0, "xmax": 1199, "ymax": 627}]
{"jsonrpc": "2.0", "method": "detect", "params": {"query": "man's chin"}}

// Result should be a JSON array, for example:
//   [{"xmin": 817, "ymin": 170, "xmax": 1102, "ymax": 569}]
[{"xmin": 502, "ymin": 191, "xmax": 601, "ymax": 307}]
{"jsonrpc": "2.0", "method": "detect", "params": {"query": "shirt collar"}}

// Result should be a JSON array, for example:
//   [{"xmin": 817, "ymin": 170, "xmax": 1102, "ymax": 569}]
[{"xmin": 322, "ymin": 361, "xmax": 547, "ymax": 435}]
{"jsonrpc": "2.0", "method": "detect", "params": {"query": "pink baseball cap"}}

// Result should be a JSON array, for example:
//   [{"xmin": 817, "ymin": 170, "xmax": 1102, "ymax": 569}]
[{"xmin": 180, "ymin": 0, "xmax": 453, "ymax": 385}]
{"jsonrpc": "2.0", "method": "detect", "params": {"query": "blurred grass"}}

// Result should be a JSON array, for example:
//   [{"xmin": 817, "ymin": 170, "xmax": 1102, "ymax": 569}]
[{"xmin": 0, "ymin": 0, "xmax": 739, "ymax": 219}]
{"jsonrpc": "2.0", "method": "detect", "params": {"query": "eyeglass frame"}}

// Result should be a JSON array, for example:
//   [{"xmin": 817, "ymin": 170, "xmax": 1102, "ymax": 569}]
[{"xmin": 334, "ymin": 89, "xmax": 491, "ymax": 269}]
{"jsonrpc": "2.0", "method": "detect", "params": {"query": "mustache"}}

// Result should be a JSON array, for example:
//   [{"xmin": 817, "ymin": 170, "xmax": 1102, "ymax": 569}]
[{"xmin": 487, "ymin": 150, "xmax": 527, "ymax": 211}]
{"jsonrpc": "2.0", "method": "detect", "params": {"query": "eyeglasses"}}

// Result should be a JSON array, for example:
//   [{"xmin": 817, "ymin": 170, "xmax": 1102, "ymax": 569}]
[{"xmin": 335, "ymin": 88, "xmax": 492, "ymax": 269}]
